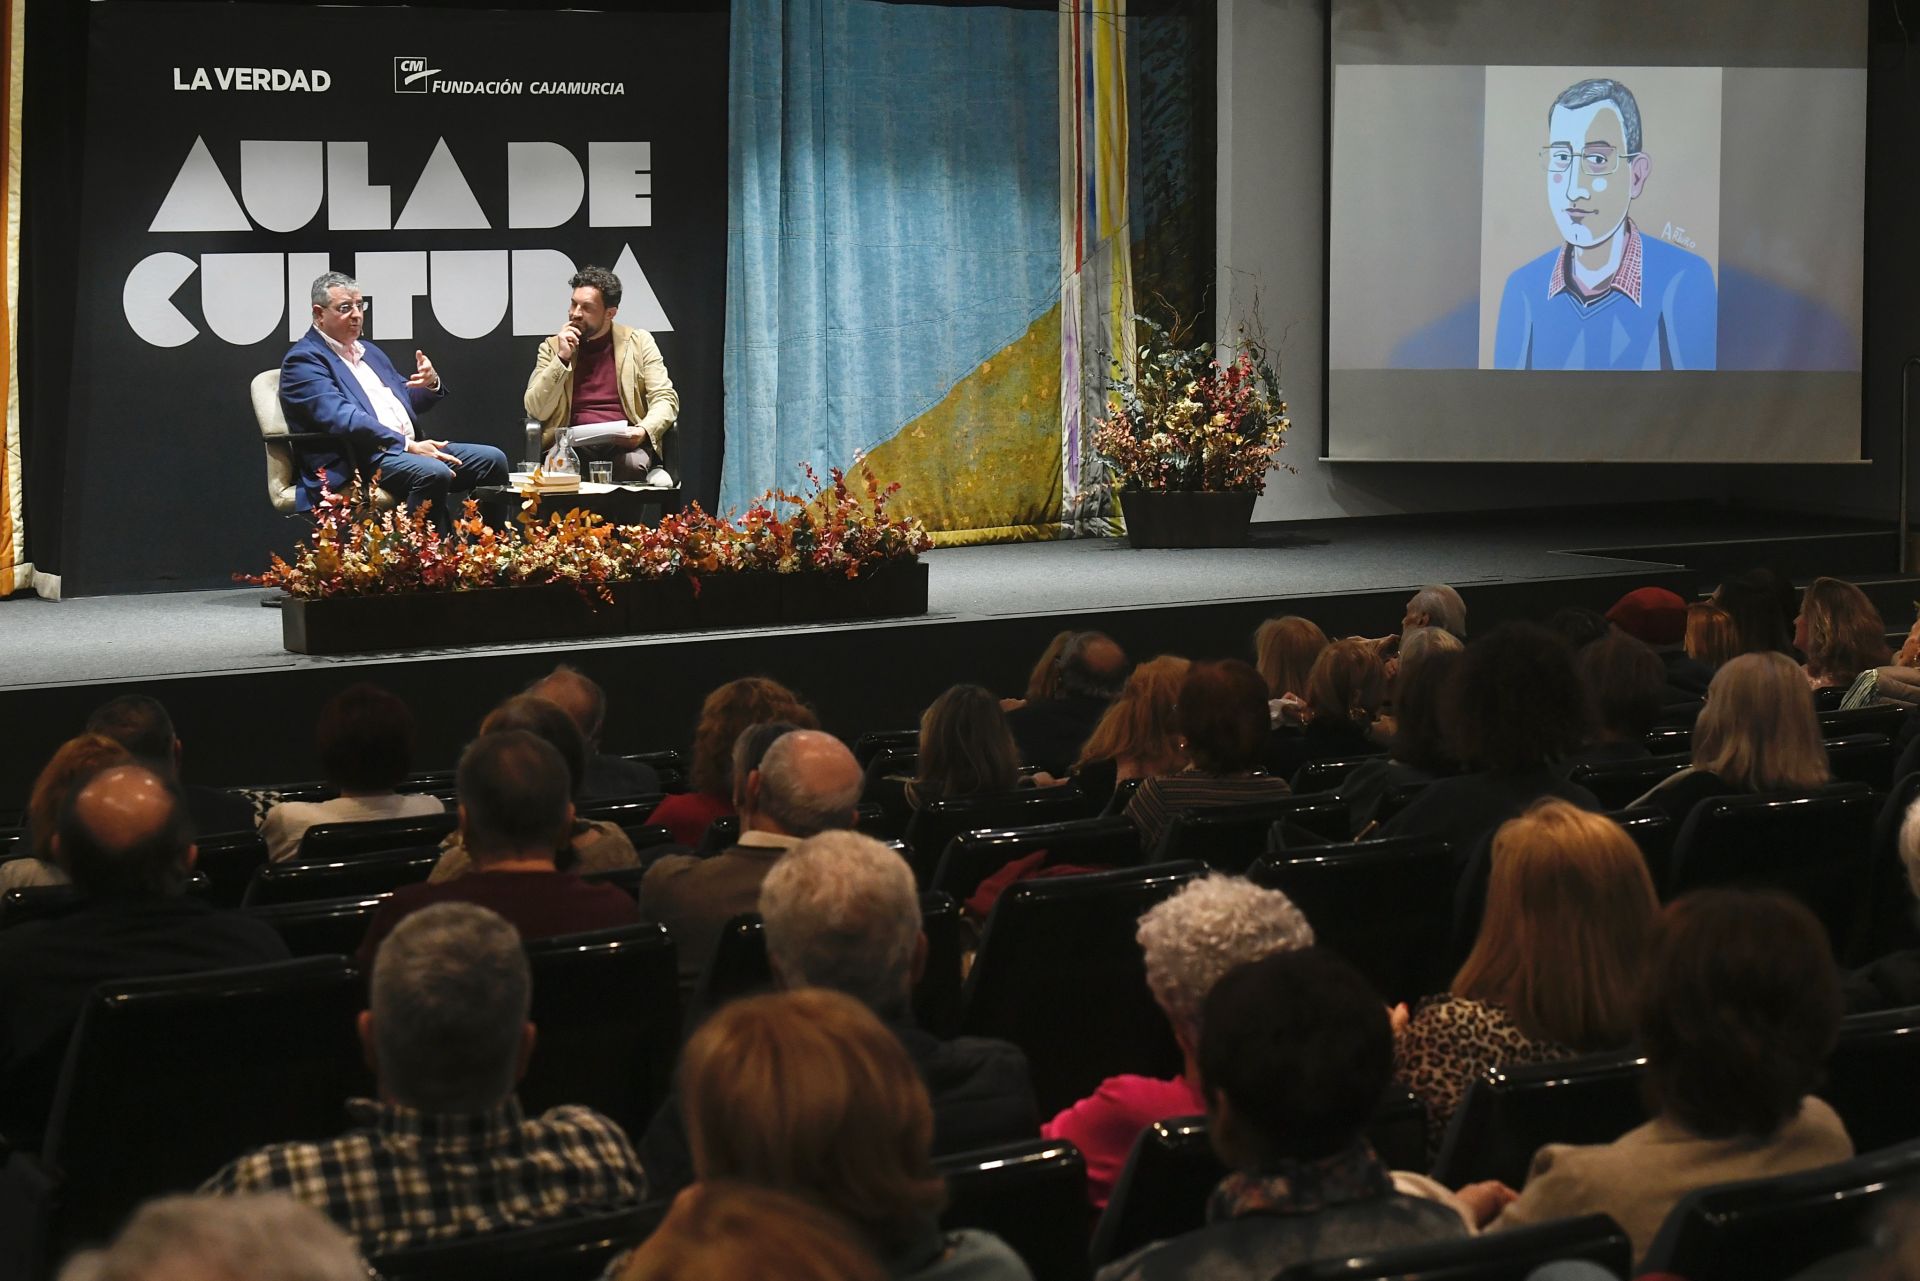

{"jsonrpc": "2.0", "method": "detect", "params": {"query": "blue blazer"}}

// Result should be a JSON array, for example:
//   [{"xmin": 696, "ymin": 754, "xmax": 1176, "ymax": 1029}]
[{"xmin": 278, "ymin": 327, "xmax": 446, "ymax": 510}]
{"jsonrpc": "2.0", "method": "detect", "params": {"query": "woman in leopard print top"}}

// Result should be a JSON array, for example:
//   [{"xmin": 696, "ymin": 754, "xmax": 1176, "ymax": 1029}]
[{"xmin": 1394, "ymin": 800, "xmax": 1658, "ymax": 1159}]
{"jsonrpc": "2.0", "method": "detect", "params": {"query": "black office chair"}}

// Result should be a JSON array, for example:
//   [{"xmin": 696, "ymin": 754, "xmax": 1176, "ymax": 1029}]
[
  {"xmin": 1430, "ymin": 1050, "xmax": 1650, "ymax": 1189},
  {"xmin": 1250, "ymin": 836, "xmax": 1457, "ymax": 1004},
  {"xmin": 369, "ymin": 1206, "xmax": 657, "ymax": 1281},
  {"xmin": 1642, "ymin": 1138, "xmax": 1920, "ymax": 1281},
  {"xmin": 520, "ymin": 924, "xmax": 681, "ymax": 1138},
  {"xmin": 1273, "ymin": 1214, "xmax": 1631, "ymax": 1281},
  {"xmin": 1821, "ymin": 1004, "xmax": 1920, "ymax": 1154},
  {"xmin": 961, "ymin": 861, "xmax": 1205, "ymax": 1116},
  {"xmin": 903, "ymin": 787, "xmax": 1098, "ymax": 886},
  {"xmin": 295, "ymin": 810, "xmax": 455, "ymax": 861},
  {"xmin": 930, "ymin": 815, "xmax": 1143, "ymax": 903},
  {"xmin": 1291, "ymin": 754, "xmax": 1389, "ymax": 793},
  {"xmin": 1668, "ymin": 783, "xmax": 1877, "ymax": 959},
  {"xmin": 937, "ymin": 1138, "xmax": 1091, "ymax": 1281},
  {"xmin": 245, "ymin": 893, "xmax": 390, "ymax": 958},
  {"xmin": 1566, "ymin": 752, "xmax": 1690, "ymax": 810},
  {"xmin": 1153, "ymin": 796, "xmax": 1350, "ymax": 872},
  {"xmin": 39, "ymin": 957, "xmax": 365, "ymax": 1252},
  {"xmin": 242, "ymin": 851, "xmax": 439, "ymax": 907}
]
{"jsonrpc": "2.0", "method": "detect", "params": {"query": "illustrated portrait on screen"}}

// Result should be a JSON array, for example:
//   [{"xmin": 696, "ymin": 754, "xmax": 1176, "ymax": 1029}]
[{"xmin": 1492, "ymin": 78, "xmax": 1718, "ymax": 371}]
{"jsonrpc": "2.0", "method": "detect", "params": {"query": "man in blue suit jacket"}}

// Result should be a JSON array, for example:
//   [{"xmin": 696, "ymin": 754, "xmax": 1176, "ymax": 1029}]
[{"xmin": 280, "ymin": 271, "xmax": 508, "ymax": 526}]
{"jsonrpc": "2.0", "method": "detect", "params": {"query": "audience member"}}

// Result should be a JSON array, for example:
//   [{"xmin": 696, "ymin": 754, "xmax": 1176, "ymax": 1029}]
[
  {"xmin": 1628, "ymin": 651, "xmax": 1830, "ymax": 825},
  {"xmin": 58, "ymin": 1193, "xmax": 367, "ymax": 1281},
  {"xmin": 1336, "ymin": 646, "xmax": 1461, "ymax": 835},
  {"xmin": 617, "ymin": 1182, "xmax": 889, "ymax": 1281},
  {"xmin": 1005, "ymin": 631, "xmax": 1129, "ymax": 775},
  {"xmin": 1604, "ymin": 586, "xmax": 1688, "ymax": 649},
  {"xmin": 908, "ymin": 684, "xmax": 1022, "ymax": 809},
  {"xmin": 85, "ymin": 694, "xmax": 255, "ymax": 836},
  {"xmin": 1797, "ymin": 576, "xmax": 1890, "ymax": 709},
  {"xmin": 527, "ymin": 663, "xmax": 661, "ymax": 800},
  {"xmin": 1380, "ymin": 622, "xmax": 1599, "ymax": 848},
  {"xmin": 1546, "ymin": 606, "xmax": 1612, "ymax": 651},
  {"xmin": 1394, "ymin": 801, "xmax": 1656, "ymax": 1157},
  {"xmin": 1254, "ymin": 615, "xmax": 1329, "ymax": 727},
  {"xmin": 1073, "ymin": 656, "xmax": 1192, "ymax": 805},
  {"xmin": 1713, "ymin": 568, "xmax": 1796, "ymax": 656},
  {"xmin": 1403, "ymin": 584, "xmax": 1467, "ymax": 639},
  {"xmin": 1096, "ymin": 949, "xmax": 1473, "ymax": 1281},
  {"xmin": 1263, "ymin": 638, "xmax": 1387, "ymax": 781},
  {"xmin": 260, "ymin": 683, "xmax": 445, "ymax": 861},
  {"xmin": 205, "ymin": 903, "xmax": 644, "ymax": 1253},
  {"xmin": 639, "ymin": 728, "xmax": 862, "ymax": 989},
  {"xmin": 1843, "ymin": 797, "xmax": 1920, "ymax": 1012},
  {"xmin": 0, "ymin": 765, "xmax": 288, "ymax": 1148},
  {"xmin": 355, "ymin": 731, "xmax": 637, "ymax": 968},
  {"xmin": 1, "ymin": 733, "xmax": 131, "ymax": 892},
  {"xmin": 1044, "ymin": 874, "xmax": 1315, "ymax": 1209},
  {"xmin": 645, "ymin": 676, "xmax": 817, "ymax": 847},
  {"xmin": 1124, "ymin": 660, "xmax": 1292, "ymax": 851},
  {"xmin": 1005, "ymin": 629, "xmax": 1076, "ymax": 711},
  {"xmin": 428, "ymin": 694, "xmax": 638, "ymax": 883},
  {"xmin": 1562, "ymin": 630, "xmax": 1665, "ymax": 770},
  {"xmin": 641, "ymin": 831, "xmax": 1038, "ymax": 1197},
  {"xmin": 1491, "ymin": 889, "xmax": 1852, "ymax": 1265},
  {"xmin": 1684, "ymin": 601, "xmax": 1742, "ymax": 672}
]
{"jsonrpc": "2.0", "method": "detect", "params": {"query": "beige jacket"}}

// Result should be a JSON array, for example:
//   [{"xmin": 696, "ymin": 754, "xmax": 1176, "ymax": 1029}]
[{"xmin": 523, "ymin": 322, "xmax": 679, "ymax": 460}]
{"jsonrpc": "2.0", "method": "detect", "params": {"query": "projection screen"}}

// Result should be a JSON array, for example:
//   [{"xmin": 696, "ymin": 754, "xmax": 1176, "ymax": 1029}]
[{"xmin": 1325, "ymin": 0, "xmax": 1867, "ymax": 463}]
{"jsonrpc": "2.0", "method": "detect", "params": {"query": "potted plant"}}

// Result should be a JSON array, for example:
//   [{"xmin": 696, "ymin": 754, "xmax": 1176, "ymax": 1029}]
[{"xmin": 1091, "ymin": 305, "xmax": 1293, "ymax": 547}]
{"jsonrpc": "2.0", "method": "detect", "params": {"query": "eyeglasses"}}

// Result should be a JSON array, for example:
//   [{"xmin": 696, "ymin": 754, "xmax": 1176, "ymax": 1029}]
[
  {"xmin": 1539, "ymin": 146, "xmax": 1641, "ymax": 177},
  {"xmin": 328, "ymin": 300, "xmax": 369, "ymax": 315}
]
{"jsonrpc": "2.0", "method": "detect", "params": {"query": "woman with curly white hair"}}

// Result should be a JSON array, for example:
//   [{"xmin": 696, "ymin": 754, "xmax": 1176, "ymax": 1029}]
[{"xmin": 1042, "ymin": 874, "xmax": 1316, "ymax": 1210}]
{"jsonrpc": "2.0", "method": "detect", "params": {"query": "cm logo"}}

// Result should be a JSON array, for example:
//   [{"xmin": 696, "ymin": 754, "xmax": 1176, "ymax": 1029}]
[{"xmin": 395, "ymin": 57, "xmax": 439, "ymax": 92}]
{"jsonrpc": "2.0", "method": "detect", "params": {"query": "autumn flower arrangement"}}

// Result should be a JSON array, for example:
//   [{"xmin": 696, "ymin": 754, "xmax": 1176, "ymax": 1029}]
[
  {"xmin": 1091, "ymin": 307, "xmax": 1293, "ymax": 494},
  {"xmin": 242, "ymin": 462, "xmax": 932, "ymax": 602}
]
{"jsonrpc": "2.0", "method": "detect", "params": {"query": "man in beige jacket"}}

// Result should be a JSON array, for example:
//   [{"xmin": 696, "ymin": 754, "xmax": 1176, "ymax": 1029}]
[{"xmin": 523, "ymin": 265, "xmax": 678, "ymax": 484}]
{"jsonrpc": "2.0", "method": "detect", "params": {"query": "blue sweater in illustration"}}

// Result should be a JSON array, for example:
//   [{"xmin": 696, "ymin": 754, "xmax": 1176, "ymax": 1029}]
[{"xmin": 1493, "ymin": 221, "xmax": 1718, "ymax": 371}]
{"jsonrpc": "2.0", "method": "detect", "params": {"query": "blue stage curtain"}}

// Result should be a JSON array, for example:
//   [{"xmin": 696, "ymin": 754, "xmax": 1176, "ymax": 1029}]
[{"xmin": 721, "ymin": 0, "xmax": 1059, "ymax": 518}]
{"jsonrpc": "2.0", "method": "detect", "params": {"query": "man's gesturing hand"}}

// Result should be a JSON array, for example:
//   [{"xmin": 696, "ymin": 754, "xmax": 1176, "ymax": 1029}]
[
  {"xmin": 553, "ymin": 324, "xmax": 582, "ymax": 364},
  {"xmin": 406, "ymin": 438, "xmax": 460, "ymax": 466},
  {"xmin": 406, "ymin": 350, "xmax": 441, "ymax": 390}
]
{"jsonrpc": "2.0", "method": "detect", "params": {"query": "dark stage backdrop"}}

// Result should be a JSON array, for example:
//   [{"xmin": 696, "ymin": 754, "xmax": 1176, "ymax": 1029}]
[{"xmin": 64, "ymin": 2, "xmax": 726, "ymax": 594}]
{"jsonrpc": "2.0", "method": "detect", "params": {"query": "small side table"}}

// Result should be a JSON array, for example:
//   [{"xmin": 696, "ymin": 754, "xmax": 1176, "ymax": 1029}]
[{"xmin": 472, "ymin": 481, "xmax": 684, "ymax": 528}]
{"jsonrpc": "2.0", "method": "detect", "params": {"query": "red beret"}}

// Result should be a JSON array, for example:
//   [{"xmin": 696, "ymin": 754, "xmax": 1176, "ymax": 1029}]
[{"xmin": 1606, "ymin": 586, "xmax": 1688, "ymax": 647}]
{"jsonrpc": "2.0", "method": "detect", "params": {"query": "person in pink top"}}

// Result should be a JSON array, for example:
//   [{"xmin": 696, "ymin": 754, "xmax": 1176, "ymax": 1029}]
[{"xmin": 1041, "ymin": 874, "xmax": 1315, "ymax": 1209}]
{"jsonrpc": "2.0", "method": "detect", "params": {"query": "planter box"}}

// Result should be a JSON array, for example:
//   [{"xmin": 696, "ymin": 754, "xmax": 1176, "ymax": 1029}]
[
  {"xmin": 280, "ymin": 561, "xmax": 928, "ymax": 654},
  {"xmin": 1121, "ymin": 489, "xmax": 1258, "ymax": 549}
]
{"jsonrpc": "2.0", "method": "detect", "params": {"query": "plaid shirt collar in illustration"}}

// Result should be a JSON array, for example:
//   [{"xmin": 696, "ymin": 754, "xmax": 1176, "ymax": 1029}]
[
  {"xmin": 200, "ymin": 1095, "xmax": 646, "ymax": 1256},
  {"xmin": 1548, "ymin": 217, "xmax": 1646, "ymax": 307}
]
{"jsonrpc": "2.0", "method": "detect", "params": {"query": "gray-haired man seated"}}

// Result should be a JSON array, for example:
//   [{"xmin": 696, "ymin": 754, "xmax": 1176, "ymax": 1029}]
[{"xmin": 202, "ymin": 902, "xmax": 644, "ymax": 1254}]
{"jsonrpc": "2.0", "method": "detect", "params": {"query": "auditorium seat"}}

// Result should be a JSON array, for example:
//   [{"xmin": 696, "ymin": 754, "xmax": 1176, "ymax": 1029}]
[
  {"xmin": 38, "ymin": 956, "xmax": 365, "ymax": 1254},
  {"xmin": 1290, "ymin": 754, "xmax": 1388, "ymax": 793},
  {"xmin": 395, "ymin": 769, "xmax": 457, "ymax": 798},
  {"xmin": 1645, "ymin": 726, "xmax": 1691, "ymax": 755},
  {"xmin": 1861, "ymin": 772, "xmax": 1920, "ymax": 961},
  {"xmin": 1430, "ymin": 1049, "xmax": 1650, "ymax": 1188},
  {"xmin": 929, "ymin": 815, "xmax": 1143, "ymax": 903},
  {"xmin": 1820, "ymin": 1004, "xmax": 1920, "ymax": 1153},
  {"xmin": 903, "ymin": 786, "xmax": 1097, "ymax": 885},
  {"xmin": 1825, "ymin": 732, "xmax": 1898, "ymax": 793},
  {"xmin": 1820, "ymin": 703, "xmax": 1910, "ymax": 741},
  {"xmin": 519, "ymin": 924, "xmax": 681, "ymax": 1138},
  {"xmin": 1153, "ymin": 796, "xmax": 1349, "ymax": 872},
  {"xmin": 1089, "ymin": 1090, "xmax": 1430, "ymax": 1268},
  {"xmin": 1566, "ymin": 752, "xmax": 1689, "ymax": 810},
  {"xmin": 295, "ymin": 811, "xmax": 456, "ymax": 862},
  {"xmin": 1610, "ymin": 807, "xmax": 1677, "ymax": 895},
  {"xmin": 695, "ymin": 814, "xmax": 739, "ymax": 854},
  {"xmin": 244, "ymin": 893, "xmax": 390, "ymax": 958},
  {"xmin": 577, "ymin": 794, "xmax": 668, "ymax": 826},
  {"xmin": 1642, "ymin": 1138, "xmax": 1920, "ymax": 1281},
  {"xmin": 936, "ymin": 1138, "xmax": 1091, "ymax": 1281},
  {"xmin": 961, "ymin": 861, "xmax": 1204, "ymax": 1115},
  {"xmin": 369, "ymin": 1206, "xmax": 655, "ymax": 1281},
  {"xmin": 622, "ymin": 748, "xmax": 689, "ymax": 793},
  {"xmin": 1271, "ymin": 1214, "xmax": 1631, "ymax": 1281},
  {"xmin": 194, "ymin": 830, "xmax": 272, "ymax": 909},
  {"xmin": 1103, "ymin": 777, "xmax": 1144, "ymax": 816},
  {"xmin": 1249, "ymin": 835, "xmax": 1457, "ymax": 1004},
  {"xmin": 2, "ymin": 872, "xmax": 212, "ymax": 927},
  {"xmin": 1668, "ymin": 782, "xmax": 1877, "ymax": 959},
  {"xmin": 242, "ymin": 851, "xmax": 439, "ymax": 907},
  {"xmin": 853, "ymin": 728, "xmax": 920, "ymax": 767},
  {"xmin": 860, "ymin": 746, "xmax": 919, "ymax": 836}
]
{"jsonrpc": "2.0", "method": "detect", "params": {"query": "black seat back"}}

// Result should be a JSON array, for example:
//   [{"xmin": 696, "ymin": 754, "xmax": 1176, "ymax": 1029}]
[
  {"xmin": 1567, "ymin": 752, "xmax": 1690, "ymax": 810},
  {"xmin": 243, "ymin": 851, "xmax": 439, "ymax": 906},
  {"xmin": 1644, "ymin": 1138, "xmax": 1920, "ymax": 1281},
  {"xmin": 577, "ymin": 795, "xmax": 668, "ymax": 827},
  {"xmin": 369, "ymin": 1206, "xmax": 655, "ymax": 1281},
  {"xmin": 520, "ymin": 924, "xmax": 681, "ymax": 1138},
  {"xmin": 1669, "ymin": 783, "xmax": 1877, "ymax": 958},
  {"xmin": 930, "ymin": 815, "xmax": 1142, "ymax": 903},
  {"xmin": 1821, "ymin": 703, "xmax": 1910, "ymax": 741},
  {"xmin": 42, "ymin": 957, "xmax": 365, "ymax": 1249},
  {"xmin": 1826, "ymin": 733, "xmax": 1898, "ymax": 793},
  {"xmin": 2, "ymin": 872, "xmax": 212, "ymax": 928},
  {"xmin": 245, "ymin": 893, "xmax": 390, "ymax": 958},
  {"xmin": 1821, "ymin": 1004, "xmax": 1920, "ymax": 1153},
  {"xmin": 1291, "ymin": 754, "xmax": 1388, "ymax": 793},
  {"xmin": 937, "ymin": 1139, "xmax": 1091, "ymax": 1281},
  {"xmin": 962, "ymin": 862, "xmax": 1204, "ymax": 1115},
  {"xmin": 695, "ymin": 814, "xmax": 740, "ymax": 854},
  {"xmin": 853, "ymin": 729, "xmax": 920, "ymax": 767},
  {"xmin": 1250, "ymin": 836, "xmax": 1456, "ymax": 1004},
  {"xmin": 1155, "ymin": 796, "xmax": 1349, "ymax": 872},
  {"xmin": 1430, "ymin": 1050, "xmax": 1650, "ymax": 1188},
  {"xmin": 1864, "ymin": 773, "xmax": 1920, "ymax": 961},
  {"xmin": 623, "ymin": 749, "xmax": 689, "ymax": 794},
  {"xmin": 1611, "ymin": 807, "xmax": 1677, "ymax": 895},
  {"xmin": 903, "ymin": 788, "xmax": 1097, "ymax": 885},
  {"xmin": 296, "ymin": 810, "xmax": 455, "ymax": 861},
  {"xmin": 194, "ymin": 830, "xmax": 272, "ymax": 908},
  {"xmin": 1273, "ymin": 1214, "xmax": 1631, "ymax": 1281}
]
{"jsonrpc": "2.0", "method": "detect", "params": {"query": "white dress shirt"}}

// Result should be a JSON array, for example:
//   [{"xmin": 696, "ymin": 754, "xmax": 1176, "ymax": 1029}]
[{"xmin": 317, "ymin": 327, "xmax": 415, "ymax": 444}]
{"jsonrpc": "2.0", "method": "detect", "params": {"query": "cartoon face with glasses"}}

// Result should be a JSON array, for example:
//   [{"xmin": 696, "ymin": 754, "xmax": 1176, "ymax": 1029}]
[{"xmin": 1543, "ymin": 84, "xmax": 1650, "ymax": 266}]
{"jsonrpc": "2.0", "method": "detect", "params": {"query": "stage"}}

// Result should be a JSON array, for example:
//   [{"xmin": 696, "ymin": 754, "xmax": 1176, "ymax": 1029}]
[{"xmin": 0, "ymin": 502, "xmax": 1906, "ymax": 806}]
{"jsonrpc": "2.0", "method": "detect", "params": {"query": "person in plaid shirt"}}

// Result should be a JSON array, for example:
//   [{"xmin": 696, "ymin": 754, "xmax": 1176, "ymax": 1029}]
[{"xmin": 201, "ymin": 902, "xmax": 644, "ymax": 1255}]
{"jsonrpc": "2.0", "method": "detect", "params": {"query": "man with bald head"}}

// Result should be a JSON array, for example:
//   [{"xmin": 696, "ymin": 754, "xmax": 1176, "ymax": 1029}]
[
  {"xmin": 639, "ymin": 728, "xmax": 863, "ymax": 991},
  {"xmin": 525, "ymin": 664, "xmax": 659, "ymax": 801},
  {"xmin": 1005, "ymin": 630, "xmax": 1130, "ymax": 775},
  {"xmin": 0, "ymin": 765, "xmax": 287, "ymax": 1146}
]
